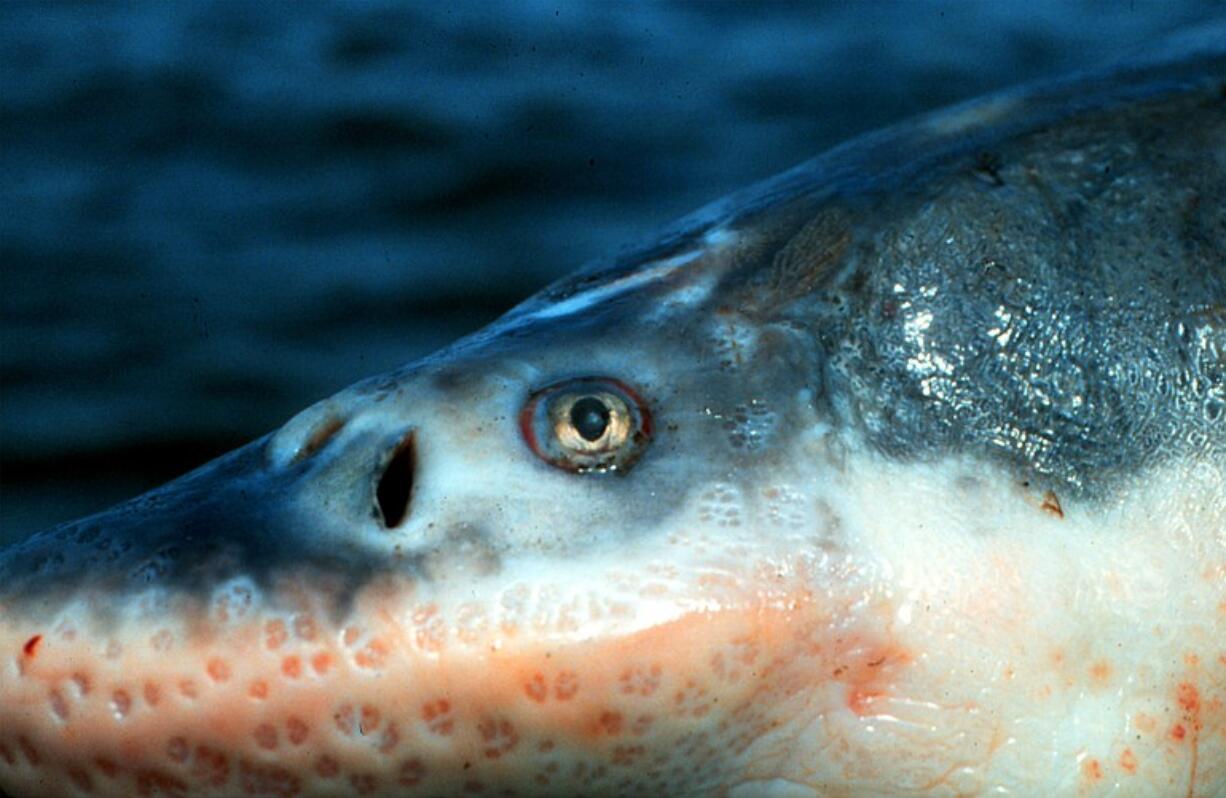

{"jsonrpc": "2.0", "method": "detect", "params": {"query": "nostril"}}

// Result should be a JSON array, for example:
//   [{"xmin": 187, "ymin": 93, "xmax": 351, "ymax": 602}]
[
  {"xmin": 293, "ymin": 416, "xmax": 345, "ymax": 463},
  {"xmin": 375, "ymin": 431, "xmax": 415, "ymax": 528}
]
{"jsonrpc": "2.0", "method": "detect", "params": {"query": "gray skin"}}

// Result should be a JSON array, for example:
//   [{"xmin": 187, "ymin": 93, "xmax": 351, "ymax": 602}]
[
  {"xmin": 0, "ymin": 27, "xmax": 1223, "ymax": 798},
  {"xmin": 3, "ymin": 35, "xmax": 1221, "ymax": 610}
]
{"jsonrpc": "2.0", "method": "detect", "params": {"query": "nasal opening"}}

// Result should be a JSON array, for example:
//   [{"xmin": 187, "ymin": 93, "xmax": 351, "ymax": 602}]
[{"xmin": 375, "ymin": 431, "xmax": 415, "ymax": 528}]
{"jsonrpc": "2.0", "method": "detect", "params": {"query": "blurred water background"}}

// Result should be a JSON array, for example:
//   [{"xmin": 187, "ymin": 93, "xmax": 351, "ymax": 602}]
[{"xmin": 1, "ymin": 0, "xmax": 1222, "ymax": 545}]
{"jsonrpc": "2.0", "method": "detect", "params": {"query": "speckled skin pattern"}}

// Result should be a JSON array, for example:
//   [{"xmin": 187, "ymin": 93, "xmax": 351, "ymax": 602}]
[{"xmin": 1, "ymin": 32, "xmax": 1224, "ymax": 798}]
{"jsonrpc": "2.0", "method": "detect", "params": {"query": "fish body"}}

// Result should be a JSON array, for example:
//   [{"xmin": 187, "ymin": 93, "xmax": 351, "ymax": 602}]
[{"xmin": 2, "ymin": 31, "xmax": 1225, "ymax": 798}]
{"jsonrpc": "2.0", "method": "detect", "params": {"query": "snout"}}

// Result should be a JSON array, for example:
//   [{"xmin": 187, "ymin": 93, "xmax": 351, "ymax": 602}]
[
  {"xmin": 0, "ymin": 398, "xmax": 436, "ymax": 797},
  {"xmin": 0, "ymin": 382, "xmax": 835, "ymax": 798},
  {"xmin": 0, "ymin": 411, "xmax": 419, "ymax": 612}
]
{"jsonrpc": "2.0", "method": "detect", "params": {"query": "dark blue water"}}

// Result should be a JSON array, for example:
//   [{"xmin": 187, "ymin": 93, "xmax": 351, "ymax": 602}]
[{"xmin": 1, "ymin": 1, "xmax": 1221, "ymax": 542}]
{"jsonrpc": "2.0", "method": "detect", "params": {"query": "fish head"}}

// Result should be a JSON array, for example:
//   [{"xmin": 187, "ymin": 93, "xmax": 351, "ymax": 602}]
[
  {"xmin": 3, "ymin": 41, "xmax": 1226, "ymax": 798},
  {"xmin": 0, "ymin": 236, "xmax": 870, "ymax": 796}
]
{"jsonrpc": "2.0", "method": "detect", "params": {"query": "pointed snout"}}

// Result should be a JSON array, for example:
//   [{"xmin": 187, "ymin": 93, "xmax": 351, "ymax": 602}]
[{"xmin": 0, "ymin": 391, "xmax": 427, "ymax": 620}]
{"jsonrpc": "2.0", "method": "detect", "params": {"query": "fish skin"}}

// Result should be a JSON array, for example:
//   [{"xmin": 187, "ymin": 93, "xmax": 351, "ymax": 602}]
[{"xmin": 1, "ymin": 30, "xmax": 1225, "ymax": 798}]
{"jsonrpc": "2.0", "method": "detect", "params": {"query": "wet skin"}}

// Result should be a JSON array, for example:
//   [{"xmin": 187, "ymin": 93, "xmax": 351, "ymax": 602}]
[{"xmin": 1, "ymin": 33, "xmax": 1224, "ymax": 798}]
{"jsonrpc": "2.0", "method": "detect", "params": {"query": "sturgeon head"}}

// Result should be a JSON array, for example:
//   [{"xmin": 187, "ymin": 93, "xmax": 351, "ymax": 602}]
[{"xmin": 2, "ymin": 33, "xmax": 1225, "ymax": 798}]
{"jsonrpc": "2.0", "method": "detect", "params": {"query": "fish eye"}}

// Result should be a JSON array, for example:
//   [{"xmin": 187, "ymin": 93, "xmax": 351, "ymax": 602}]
[
  {"xmin": 569, "ymin": 396, "xmax": 612, "ymax": 443},
  {"xmin": 520, "ymin": 377, "xmax": 652, "ymax": 473}
]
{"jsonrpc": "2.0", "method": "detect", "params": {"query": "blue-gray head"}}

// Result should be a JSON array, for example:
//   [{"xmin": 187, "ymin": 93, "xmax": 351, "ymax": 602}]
[{"xmin": 1, "ymin": 31, "xmax": 1224, "ymax": 798}]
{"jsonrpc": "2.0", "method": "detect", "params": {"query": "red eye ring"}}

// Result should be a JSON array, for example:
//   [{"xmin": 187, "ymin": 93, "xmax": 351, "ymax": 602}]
[{"xmin": 520, "ymin": 377, "xmax": 652, "ymax": 473}]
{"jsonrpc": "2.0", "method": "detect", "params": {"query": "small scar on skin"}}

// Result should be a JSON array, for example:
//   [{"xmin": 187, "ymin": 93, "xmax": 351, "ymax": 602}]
[
  {"xmin": 1177, "ymin": 682, "xmax": 1199, "ymax": 713},
  {"xmin": 1040, "ymin": 490, "xmax": 1064, "ymax": 518},
  {"xmin": 22, "ymin": 634, "xmax": 42, "ymax": 657}
]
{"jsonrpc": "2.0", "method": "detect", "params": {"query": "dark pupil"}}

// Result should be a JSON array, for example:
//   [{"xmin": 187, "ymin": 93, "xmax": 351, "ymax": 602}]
[{"xmin": 570, "ymin": 396, "xmax": 611, "ymax": 442}]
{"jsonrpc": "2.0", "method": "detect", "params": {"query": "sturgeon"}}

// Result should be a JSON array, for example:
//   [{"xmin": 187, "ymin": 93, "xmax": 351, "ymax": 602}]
[{"xmin": 2, "ymin": 31, "xmax": 1225, "ymax": 798}]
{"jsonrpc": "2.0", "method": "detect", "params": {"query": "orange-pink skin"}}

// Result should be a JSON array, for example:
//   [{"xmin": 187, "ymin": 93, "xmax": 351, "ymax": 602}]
[
  {"xmin": 0, "ymin": 564, "xmax": 910, "ymax": 798},
  {"xmin": 2, "ymin": 564, "xmax": 1225, "ymax": 797}
]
